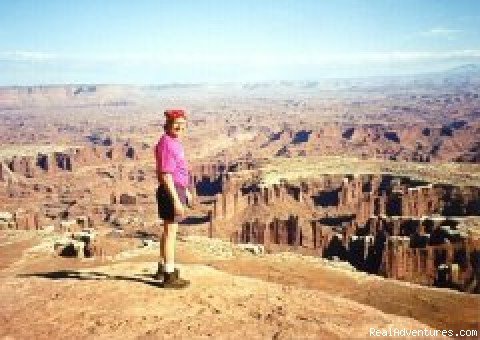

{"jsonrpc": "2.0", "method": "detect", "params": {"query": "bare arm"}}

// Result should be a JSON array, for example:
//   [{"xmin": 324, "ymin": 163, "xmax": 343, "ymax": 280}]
[{"xmin": 185, "ymin": 187, "xmax": 193, "ymax": 207}]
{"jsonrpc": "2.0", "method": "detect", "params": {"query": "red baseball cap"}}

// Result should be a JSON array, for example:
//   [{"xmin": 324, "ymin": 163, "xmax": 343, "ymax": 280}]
[{"xmin": 164, "ymin": 109, "xmax": 187, "ymax": 120}]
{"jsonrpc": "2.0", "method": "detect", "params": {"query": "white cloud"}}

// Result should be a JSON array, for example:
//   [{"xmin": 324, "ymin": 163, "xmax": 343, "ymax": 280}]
[
  {"xmin": 0, "ymin": 51, "xmax": 58, "ymax": 61},
  {"xmin": 1, "ymin": 49, "xmax": 479, "ymax": 67},
  {"xmin": 74, "ymin": 50, "xmax": 480, "ymax": 66},
  {"xmin": 324, "ymin": 50, "xmax": 480, "ymax": 64},
  {"xmin": 419, "ymin": 27, "xmax": 463, "ymax": 38}
]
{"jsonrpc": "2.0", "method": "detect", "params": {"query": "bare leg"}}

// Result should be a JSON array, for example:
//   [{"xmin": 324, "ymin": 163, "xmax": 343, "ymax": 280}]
[
  {"xmin": 160, "ymin": 229, "xmax": 166, "ymax": 264},
  {"xmin": 164, "ymin": 220, "xmax": 178, "ymax": 270},
  {"xmin": 161, "ymin": 220, "xmax": 189, "ymax": 288}
]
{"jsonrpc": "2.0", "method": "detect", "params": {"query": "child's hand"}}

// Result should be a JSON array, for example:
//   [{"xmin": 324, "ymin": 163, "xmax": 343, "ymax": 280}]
[
  {"xmin": 174, "ymin": 203, "xmax": 186, "ymax": 216},
  {"xmin": 186, "ymin": 189, "xmax": 193, "ymax": 208}
]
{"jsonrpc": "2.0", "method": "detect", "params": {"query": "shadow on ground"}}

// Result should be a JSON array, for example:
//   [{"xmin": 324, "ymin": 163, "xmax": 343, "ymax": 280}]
[{"xmin": 18, "ymin": 270, "xmax": 163, "ymax": 288}]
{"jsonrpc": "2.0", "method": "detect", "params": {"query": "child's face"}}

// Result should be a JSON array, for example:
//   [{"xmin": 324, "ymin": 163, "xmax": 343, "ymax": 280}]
[{"xmin": 168, "ymin": 117, "xmax": 187, "ymax": 138}]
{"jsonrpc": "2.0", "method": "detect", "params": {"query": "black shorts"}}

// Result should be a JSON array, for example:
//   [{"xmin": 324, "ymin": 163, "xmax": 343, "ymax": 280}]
[{"xmin": 156, "ymin": 183, "xmax": 187, "ymax": 223}]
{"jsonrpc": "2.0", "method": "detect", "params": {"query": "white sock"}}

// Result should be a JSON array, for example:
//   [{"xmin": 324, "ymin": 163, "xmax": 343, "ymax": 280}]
[{"xmin": 165, "ymin": 263, "xmax": 175, "ymax": 273}]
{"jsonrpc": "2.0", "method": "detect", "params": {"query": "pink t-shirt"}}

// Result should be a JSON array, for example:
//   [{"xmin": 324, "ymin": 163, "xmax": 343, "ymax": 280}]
[{"xmin": 155, "ymin": 133, "xmax": 189, "ymax": 187}]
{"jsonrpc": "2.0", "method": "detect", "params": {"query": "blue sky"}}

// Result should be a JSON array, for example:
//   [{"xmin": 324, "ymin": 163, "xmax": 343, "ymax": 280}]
[{"xmin": 1, "ymin": 0, "xmax": 479, "ymax": 85}]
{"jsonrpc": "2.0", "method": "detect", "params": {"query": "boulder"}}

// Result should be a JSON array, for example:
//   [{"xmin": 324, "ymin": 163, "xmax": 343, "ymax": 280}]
[
  {"xmin": 237, "ymin": 243, "xmax": 265, "ymax": 255},
  {"xmin": 0, "ymin": 212, "xmax": 13, "ymax": 222}
]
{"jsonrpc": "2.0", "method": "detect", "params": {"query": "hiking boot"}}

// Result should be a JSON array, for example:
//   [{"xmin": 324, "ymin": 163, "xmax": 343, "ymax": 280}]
[
  {"xmin": 154, "ymin": 262, "xmax": 179, "ymax": 281},
  {"xmin": 162, "ymin": 271, "xmax": 190, "ymax": 289}
]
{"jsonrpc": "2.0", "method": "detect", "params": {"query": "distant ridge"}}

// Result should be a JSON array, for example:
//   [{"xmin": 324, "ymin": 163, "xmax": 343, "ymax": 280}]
[
  {"xmin": 1, "ymin": 64, "xmax": 479, "ymax": 90},
  {"xmin": 444, "ymin": 63, "xmax": 480, "ymax": 75}
]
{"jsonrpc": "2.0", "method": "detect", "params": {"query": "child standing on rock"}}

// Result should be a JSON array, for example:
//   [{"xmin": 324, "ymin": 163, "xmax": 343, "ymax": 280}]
[{"xmin": 154, "ymin": 109, "xmax": 192, "ymax": 289}]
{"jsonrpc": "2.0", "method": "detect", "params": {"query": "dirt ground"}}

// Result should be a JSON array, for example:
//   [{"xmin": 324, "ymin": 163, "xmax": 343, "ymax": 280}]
[{"xmin": 1, "ymin": 231, "xmax": 479, "ymax": 339}]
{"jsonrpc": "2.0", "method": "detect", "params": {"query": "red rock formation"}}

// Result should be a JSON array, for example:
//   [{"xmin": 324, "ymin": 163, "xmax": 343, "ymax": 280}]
[{"xmin": 14, "ymin": 209, "xmax": 39, "ymax": 230}]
